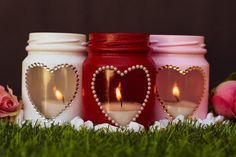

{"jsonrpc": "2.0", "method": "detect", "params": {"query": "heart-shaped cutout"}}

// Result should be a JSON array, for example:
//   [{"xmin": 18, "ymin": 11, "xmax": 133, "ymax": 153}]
[
  {"xmin": 26, "ymin": 63, "xmax": 79, "ymax": 120},
  {"xmin": 91, "ymin": 65, "xmax": 151, "ymax": 127},
  {"xmin": 156, "ymin": 65, "xmax": 205, "ymax": 118}
]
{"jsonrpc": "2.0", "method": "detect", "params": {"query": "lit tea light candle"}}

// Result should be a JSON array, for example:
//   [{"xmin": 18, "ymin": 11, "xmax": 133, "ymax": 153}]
[
  {"xmin": 102, "ymin": 82, "xmax": 141, "ymax": 126},
  {"xmin": 166, "ymin": 83, "xmax": 197, "ymax": 117},
  {"xmin": 42, "ymin": 87, "xmax": 67, "ymax": 118}
]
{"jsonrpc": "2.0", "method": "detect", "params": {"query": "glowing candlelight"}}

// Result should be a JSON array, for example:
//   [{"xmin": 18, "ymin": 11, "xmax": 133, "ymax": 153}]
[
  {"xmin": 53, "ymin": 87, "xmax": 65, "ymax": 104},
  {"xmin": 165, "ymin": 83, "xmax": 197, "ymax": 117},
  {"xmin": 172, "ymin": 83, "xmax": 180, "ymax": 102},
  {"xmin": 115, "ymin": 82, "xmax": 123, "ymax": 107}
]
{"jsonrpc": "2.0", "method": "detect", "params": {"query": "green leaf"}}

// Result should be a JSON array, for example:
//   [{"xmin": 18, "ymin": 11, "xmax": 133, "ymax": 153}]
[{"xmin": 225, "ymin": 72, "xmax": 236, "ymax": 81}]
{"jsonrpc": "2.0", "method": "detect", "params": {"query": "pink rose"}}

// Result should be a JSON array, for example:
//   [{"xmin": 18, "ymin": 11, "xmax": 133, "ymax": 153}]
[
  {"xmin": 0, "ymin": 85, "xmax": 21, "ymax": 117},
  {"xmin": 211, "ymin": 81, "xmax": 236, "ymax": 118}
]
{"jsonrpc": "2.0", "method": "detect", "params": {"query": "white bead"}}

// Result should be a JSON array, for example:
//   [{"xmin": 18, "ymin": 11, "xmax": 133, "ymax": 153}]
[
  {"xmin": 128, "ymin": 67, "xmax": 132, "ymax": 71},
  {"xmin": 147, "ymin": 78, "xmax": 151, "ymax": 81},
  {"xmin": 91, "ymin": 82, "xmax": 95, "ymax": 85},
  {"xmin": 146, "ymin": 95, "xmax": 149, "ymax": 99},
  {"xmin": 140, "ymin": 65, "xmax": 144, "ymax": 68},
  {"xmin": 117, "ymin": 70, "xmax": 121, "ymax": 74},
  {"xmin": 91, "ymin": 86, "xmax": 95, "ymax": 90},
  {"xmin": 102, "ymin": 110, "xmax": 105, "ymax": 113},
  {"xmin": 132, "ymin": 118, "xmax": 136, "ymax": 121},
  {"xmin": 120, "ymin": 73, "xmax": 124, "ymax": 77},
  {"xmin": 98, "ymin": 102, "xmax": 101, "ymax": 106},
  {"xmin": 138, "ymin": 111, "xmax": 141, "ymax": 114},
  {"xmin": 144, "ymin": 99, "xmax": 148, "ymax": 103},
  {"xmin": 135, "ymin": 114, "xmax": 139, "ymax": 118},
  {"xmin": 92, "ymin": 78, "xmax": 96, "ymax": 81},
  {"xmin": 124, "ymin": 70, "xmax": 128, "ymax": 74},
  {"xmin": 92, "ymin": 90, "xmax": 96, "ymax": 94},
  {"xmin": 111, "ymin": 120, "xmax": 115, "ymax": 123},
  {"xmin": 108, "ymin": 117, "xmax": 112, "ymax": 120},
  {"xmin": 115, "ymin": 123, "xmax": 118, "ymax": 126},
  {"xmin": 106, "ymin": 65, "xmax": 109, "ymax": 69},
  {"xmin": 98, "ymin": 68, "xmax": 102, "ymax": 71},
  {"xmin": 146, "ymin": 74, "xmax": 150, "ymax": 77},
  {"xmin": 148, "ymin": 82, "xmax": 151, "ymax": 86},
  {"xmin": 102, "ymin": 66, "xmax": 106, "ymax": 70},
  {"xmin": 143, "ymin": 67, "xmax": 147, "ymax": 70},
  {"xmin": 147, "ymin": 91, "xmax": 150, "ymax": 94},
  {"xmin": 100, "ymin": 106, "xmax": 103, "ymax": 109},
  {"xmin": 136, "ymin": 65, "xmax": 140, "ymax": 68},
  {"xmin": 95, "ymin": 70, "xmax": 99, "ymax": 74},
  {"xmin": 140, "ymin": 107, "xmax": 144, "ymax": 110},
  {"xmin": 95, "ymin": 98, "xmax": 99, "ymax": 102},
  {"xmin": 132, "ymin": 66, "xmax": 136, "ymax": 70},
  {"xmin": 93, "ymin": 73, "xmax": 96, "ymax": 77},
  {"xmin": 105, "ymin": 113, "xmax": 108, "ymax": 117},
  {"xmin": 148, "ymin": 86, "xmax": 151, "ymax": 90},
  {"xmin": 145, "ymin": 70, "xmax": 149, "ymax": 74},
  {"xmin": 142, "ymin": 103, "xmax": 146, "ymax": 106},
  {"xmin": 114, "ymin": 67, "xmax": 117, "ymax": 71},
  {"xmin": 93, "ymin": 94, "xmax": 97, "ymax": 98},
  {"xmin": 110, "ymin": 65, "xmax": 114, "ymax": 69}
]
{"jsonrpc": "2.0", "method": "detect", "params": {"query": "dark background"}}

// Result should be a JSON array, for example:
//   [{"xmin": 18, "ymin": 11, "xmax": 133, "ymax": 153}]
[{"xmin": 0, "ymin": 0, "xmax": 235, "ymax": 95}]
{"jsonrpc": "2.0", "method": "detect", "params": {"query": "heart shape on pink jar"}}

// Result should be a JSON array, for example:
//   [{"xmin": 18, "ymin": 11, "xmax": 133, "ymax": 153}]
[
  {"xmin": 156, "ymin": 65, "xmax": 205, "ymax": 119},
  {"xmin": 91, "ymin": 65, "xmax": 151, "ymax": 127},
  {"xmin": 25, "ymin": 63, "xmax": 79, "ymax": 120}
]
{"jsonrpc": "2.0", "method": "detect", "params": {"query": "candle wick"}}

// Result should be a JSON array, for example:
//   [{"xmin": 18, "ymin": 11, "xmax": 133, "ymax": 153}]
[
  {"xmin": 175, "ymin": 96, "xmax": 180, "ymax": 102},
  {"xmin": 120, "ymin": 98, "xmax": 123, "ymax": 108},
  {"xmin": 62, "ymin": 96, "xmax": 65, "ymax": 104}
]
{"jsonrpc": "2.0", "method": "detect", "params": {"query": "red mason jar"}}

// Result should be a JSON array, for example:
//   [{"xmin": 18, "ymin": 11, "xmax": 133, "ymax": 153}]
[{"xmin": 82, "ymin": 33, "xmax": 156, "ymax": 128}]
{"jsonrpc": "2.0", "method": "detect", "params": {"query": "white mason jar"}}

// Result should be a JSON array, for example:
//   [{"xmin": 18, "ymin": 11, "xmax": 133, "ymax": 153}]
[{"xmin": 22, "ymin": 33, "xmax": 87, "ymax": 123}]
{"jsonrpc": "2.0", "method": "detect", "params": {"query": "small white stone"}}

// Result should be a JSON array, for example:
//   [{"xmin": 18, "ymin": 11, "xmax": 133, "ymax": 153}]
[
  {"xmin": 206, "ymin": 113, "xmax": 214, "ymax": 120},
  {"xmin": 84, "ymin": 121, "xmax": 93, "ymax": 129},
  {"xmin": 70, "ymin": 117, "xmax": 84, "ymax": 129},
  {"xmin": 214, "ymin": 115, "xmax": 224, "ymax": 123},
  {"xmin": 159, "ymin": 119, "xmax": 169, "ymax": 128},
  {"xmin": 127, "ymin": 122, "xmax": 144, "ymax": 132},
  {"xmin": 94, "ymin": 123, "xmax": 118, "ymax": 132},
  {"xmin": 173, "ymin": 115, "xmax": 185, "ymax": 124}
]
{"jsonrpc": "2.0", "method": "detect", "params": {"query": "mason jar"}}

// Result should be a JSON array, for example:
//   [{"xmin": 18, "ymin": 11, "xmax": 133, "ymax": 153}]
[
  {"xmin": 82, "ymin": 33, "xmax": 157, "ymax": 128},
  {"xmin": 22, "ymin": 32, "xmax": 86, "ymax": 123},
  {"xmin": 149, "ymin": 35, "xmax": 209, "ymax": 120}
]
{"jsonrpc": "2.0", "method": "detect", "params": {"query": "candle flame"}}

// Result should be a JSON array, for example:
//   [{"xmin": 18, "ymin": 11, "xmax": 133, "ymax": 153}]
[
  {"xmin": 172, "ymin": 83, "xmax": 180, "ymax": 97},
  {"xmin": 115, "ymin": 82, "xmax": 122, "ymax": 101},
  {"xmin": 53, "ymin": 87, "xmax": 64, "ymax": 102}
]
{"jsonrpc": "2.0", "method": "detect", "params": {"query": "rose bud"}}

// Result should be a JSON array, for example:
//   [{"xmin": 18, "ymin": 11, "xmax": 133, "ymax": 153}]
[{"xmin": 211, "ymin": 81, "xmax": 236, "ymax": 118}]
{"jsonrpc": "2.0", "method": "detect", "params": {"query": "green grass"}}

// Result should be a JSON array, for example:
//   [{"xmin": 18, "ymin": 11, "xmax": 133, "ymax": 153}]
[{"xmin": 0, "ymin": 121, "xmax": 235, "ymax": 157}]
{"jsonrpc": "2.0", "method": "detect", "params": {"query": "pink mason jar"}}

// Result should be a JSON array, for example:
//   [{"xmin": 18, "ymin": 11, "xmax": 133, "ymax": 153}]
[{"xmin": 149, "ymin": 35, "xmax": 209, "ymax": 120}]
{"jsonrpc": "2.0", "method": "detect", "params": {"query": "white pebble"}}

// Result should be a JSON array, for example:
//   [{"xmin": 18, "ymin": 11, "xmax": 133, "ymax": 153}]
[
  {"xmin": 94, "ymin": 123, "xmax": 118, "ymax": 132},
  {"xmin": 214, "ymin": 115, "xmax": 224, "ymax": 123},
  {"xmin": 84, "ymin": 120, "xmax": 94, "ymax": 129},
  {"xmin": 159, "ymin": 119, "xmax": 169, "ymax": 128},
  {"xmin": 172, "ymin": 115, "xmax": 185, "ymax": 124},
  {"xmin": 70, "ymin": 117, "xmax": 84, "ymax": 129},
  {"xmin": 127, "ymin": 122, "xmax": 144, "ymax": 132},
  {"xmin": 206, "ymin": 113, "xmax": 215, "ymax": 121}
]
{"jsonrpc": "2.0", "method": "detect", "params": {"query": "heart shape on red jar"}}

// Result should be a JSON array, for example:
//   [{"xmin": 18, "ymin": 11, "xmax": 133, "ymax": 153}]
[
  {"xmin": 156, "ymin": 65, "xmax": 205, "ymax": 119},
  {"xmin": 26, "ymin": 63, "xmax": 79, "ymax": 120},
  {"xmin": 91, "ymin": 65, "xmax": 151, "ymax": 127}
]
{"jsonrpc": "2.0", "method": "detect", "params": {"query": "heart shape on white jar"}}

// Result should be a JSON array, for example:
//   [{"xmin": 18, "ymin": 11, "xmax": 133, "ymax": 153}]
[
  {"xmin": 91, "ymin": 65, "xmax": 151, "ymax": 127},
  {"xmin": 156, "ymin": 65, "xmax": 205, "ymax": 119},
  {"xmin": 25, "ymin": 63, "xmax": 79, "ymax": 120}
]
